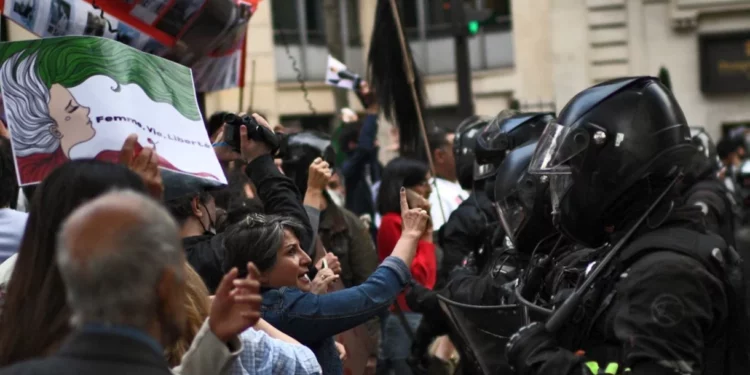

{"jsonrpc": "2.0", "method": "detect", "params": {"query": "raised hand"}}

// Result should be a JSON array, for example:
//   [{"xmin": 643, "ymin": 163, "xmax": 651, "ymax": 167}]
[
  {"xmin": 315, "ymin": 252, "xmax": 342, "ymax": 275},
  {"xmin": 310, "ymin": 268, "xmax": 339, "ymax": 295},
  {"xmin": 400, "ymin": 187, "xmax": 430, "ymax": 239},
  {"xmin": 213, "ymin": 124, "xmax": 243, "ymax": 163},
  {"xmin": 239, "ymin": 113, "xmax": 273, "ymax": 163},
  {"xmin": 209, "ymin": 263, "xmax": 263, "ymax": 342},
  {"xmin": 119, "ymin": 134, "xmax": 163, "ymax": 199},
  {"xmin": 307, "ymin": 157, "xmax": 333, "ymax": 193}
]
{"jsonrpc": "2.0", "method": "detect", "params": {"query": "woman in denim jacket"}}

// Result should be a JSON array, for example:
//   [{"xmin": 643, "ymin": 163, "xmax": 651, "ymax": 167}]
[{"xmin": 223, "ymin": 188, "xmax": 430, "ymax": 374}]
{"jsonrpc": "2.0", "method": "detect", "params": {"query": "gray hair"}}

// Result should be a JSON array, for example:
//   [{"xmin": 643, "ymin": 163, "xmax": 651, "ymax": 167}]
[
  {"xmin": 0, "ymin": 51, "xmax": 59, "ymax": 157},
  {"xmin": 222, "ymin": 213, "xmax": 306, "ymax": 276},
  {"xmin": 56, "ymin": 190, "xmax": 185, "ymax": 330}
]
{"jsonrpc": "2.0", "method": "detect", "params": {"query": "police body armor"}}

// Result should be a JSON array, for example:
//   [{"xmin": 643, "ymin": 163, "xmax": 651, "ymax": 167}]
[
  {"xmin": 560, "ymin": 226, "xmax": 749, "ymax": 375},
  {"xmin": 684, "ymin": 179, "xmax": 738, "ymax": 247}
]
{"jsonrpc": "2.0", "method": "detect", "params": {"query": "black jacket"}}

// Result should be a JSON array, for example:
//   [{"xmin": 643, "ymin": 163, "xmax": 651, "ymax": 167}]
[
  {"xmin": 0, "ymin": 331, "xmax": 172, "ymax": 375},
  {"xmin": 342, "ymin": 115, "xmax": 382, "ymax": 224},
  {"xmin": 246, "ymin": 155, "xmax": 314, "ymax": 255},
  {"xmin": 437, "ymin": 190, "xmax": 497, "ymax": 287},
  {"xmin": 184, "ymin": 233, "xmax": 226, "ymax": 293}
]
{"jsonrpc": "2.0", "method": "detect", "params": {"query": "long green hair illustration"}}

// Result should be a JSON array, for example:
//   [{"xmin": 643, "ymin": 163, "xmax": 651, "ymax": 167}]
[
  {"xmin": 0, "ymin": 37, "xmax": 201, "ymax": 157},
  {"xmin": 0, "ymin": 36, "xmax": 206, "ymax": 184}
]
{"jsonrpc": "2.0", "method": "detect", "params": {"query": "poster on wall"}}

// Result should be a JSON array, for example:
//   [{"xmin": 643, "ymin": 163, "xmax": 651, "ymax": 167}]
[
  {"xmin": 2, "ymin": 0, "xmax": 260, "ymax": 92},
  {"xmin": 0, "ymin": 36, "xmax": 226, "ymax": 187}
]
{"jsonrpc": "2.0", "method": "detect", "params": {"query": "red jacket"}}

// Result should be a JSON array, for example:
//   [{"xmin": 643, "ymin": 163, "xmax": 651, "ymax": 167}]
[{"xmin": 377, "ymin": 212, "xmax": 436, "ymax": 312}]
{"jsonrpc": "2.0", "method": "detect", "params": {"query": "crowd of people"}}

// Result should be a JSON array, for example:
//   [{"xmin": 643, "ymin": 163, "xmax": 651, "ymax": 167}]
[{"xmin": 0, "ymin": 73, "xmax": 749, "ymax": 375}]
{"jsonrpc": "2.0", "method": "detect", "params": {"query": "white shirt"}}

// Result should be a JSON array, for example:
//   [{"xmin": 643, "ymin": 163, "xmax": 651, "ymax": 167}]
[
  {"xmin": 0, "ymin": 208, "xmax": 27, "ymax": 262},
  {"xmin": 429, "ymin": 177, "xmax": 469, "ymax": 230}
]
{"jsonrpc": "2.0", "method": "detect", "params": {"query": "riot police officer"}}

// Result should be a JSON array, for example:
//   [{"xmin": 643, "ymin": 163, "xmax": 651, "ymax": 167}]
[
  {"xmin": 436, "ymin": 114, "xmax": 494, "ymax": 284},
  {"xmin": 438, "ymin": 111, "xmax": 554, "ymax": 282},
  {"xmin": 506, "ymin": 76, "xmax": 749, "ymax": 375},
  {"xmin": 681, "ymin": 127, "xmax": 739, "ymax": 246}
]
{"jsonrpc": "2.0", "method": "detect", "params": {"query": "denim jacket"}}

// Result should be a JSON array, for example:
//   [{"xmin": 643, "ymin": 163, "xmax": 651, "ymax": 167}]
[{"xmin": 260, "ymin": 256, "xmax": 411, "ymax": 375}]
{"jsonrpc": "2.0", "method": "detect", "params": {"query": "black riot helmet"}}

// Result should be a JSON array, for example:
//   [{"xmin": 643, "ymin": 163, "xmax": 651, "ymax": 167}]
[
  {"xmin": 493, "ymin": 141, "xmax": 556, "ymax": 252},
  {"xmin": 453, "ymin": 115, "xmax": 493, "ymax": 189},
  {"xmin": 529, "ymin": 76, "xmax": 696, "ymax": 247},
  {"xmin": 474, "ymin": 111, "xmax": 554, "ymax": 183},
  {"xmin": 277, "ymin": 131, "xmax": 337, "ymax": 197}
]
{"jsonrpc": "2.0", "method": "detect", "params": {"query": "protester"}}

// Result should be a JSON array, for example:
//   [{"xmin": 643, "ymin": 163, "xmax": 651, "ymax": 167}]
[
  {"xmin": 376, "ymin": 157, "xmax": 436, "ymax": 375},
  {"xmin": 327, "ymin": 169, "xmax": 346, "ymax": 207},
  {"xmin": 0, "ymin": 159, "xmax": 152, "ymax": 365},
  {"xmin": 425, "ymin": 128, "xmax": 469, "ymax": 230},
  {"xmin": 166, "ymin": 190, "xmax": 225, "ymax": 292},
  {"xmin": 0, "ymin": 136, "xmax": 25, "ymax": 264},
  {"xmin": 340, "ymin": 82, "xmax": 383, "ymax": 238},
  {"xmin": 174, "ymin": 256, "xmax": 322, "ymax": 375},
  {"xmin": 0, "ymin": 186, "xmax": 264, "ymax": 375},
  {"xmin": 223, "ymin": 187, "xmax": 429, "ymax": 375}
]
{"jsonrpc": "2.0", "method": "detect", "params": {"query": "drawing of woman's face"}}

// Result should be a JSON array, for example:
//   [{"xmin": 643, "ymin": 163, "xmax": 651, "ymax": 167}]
[{"xmin": 49, "ymin": 83, "xmax": 95, "ymax": 156}]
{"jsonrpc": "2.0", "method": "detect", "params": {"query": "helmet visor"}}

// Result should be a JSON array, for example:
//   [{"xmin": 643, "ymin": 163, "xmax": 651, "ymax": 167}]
[{"xmin": 528, "ymin": 122, "xmax": 590, "ymax": 175}]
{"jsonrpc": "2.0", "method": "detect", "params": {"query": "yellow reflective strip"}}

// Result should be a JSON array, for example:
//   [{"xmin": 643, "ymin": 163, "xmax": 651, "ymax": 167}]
[
  {"xmin": 604, "ymin": 363, "xmax": 619, "ymax": 374},
  {"xmin": 624, "ymin": 368, "xmax": 632, "ymax": 373},
  {"xmin": 585, "ymin": 361, "xmax": 600, "ymax": 374}
]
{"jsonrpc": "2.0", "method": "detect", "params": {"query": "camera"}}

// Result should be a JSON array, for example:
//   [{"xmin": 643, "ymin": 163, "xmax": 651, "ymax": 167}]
[{"xmin": 222, "ymin": 113, "xmax": 280, "ymax": 154}]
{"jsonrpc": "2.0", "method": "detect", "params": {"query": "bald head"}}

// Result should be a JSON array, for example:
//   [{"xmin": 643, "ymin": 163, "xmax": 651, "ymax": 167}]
[
  {"xmin": 61, "ymin": 192, "xmax": 153, "ymax": 263},
  {"xmin": 56, "ymin": 190, "xmax": 185, "ymax": 329}
]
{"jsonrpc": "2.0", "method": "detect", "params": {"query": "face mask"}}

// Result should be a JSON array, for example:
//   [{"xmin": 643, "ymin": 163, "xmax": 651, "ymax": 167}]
[{"xmin": 327, "ymin": 188, "xmax": 345, "ymax": 207}]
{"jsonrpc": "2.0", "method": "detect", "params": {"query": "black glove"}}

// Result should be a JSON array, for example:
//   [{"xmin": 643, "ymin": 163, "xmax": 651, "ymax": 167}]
[
  {"xmin": 405, "ymin": 281, "xmax": 439, "ymax": 313},
  {"xmin": 506, "ymin": 322, "xmax": 583, "ymax": 375}
]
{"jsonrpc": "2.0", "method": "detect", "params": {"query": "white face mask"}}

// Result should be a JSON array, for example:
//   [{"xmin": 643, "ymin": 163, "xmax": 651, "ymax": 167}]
[{"xmin": 327, "ymin": 189, "xmax": 345, "ymax": 207}]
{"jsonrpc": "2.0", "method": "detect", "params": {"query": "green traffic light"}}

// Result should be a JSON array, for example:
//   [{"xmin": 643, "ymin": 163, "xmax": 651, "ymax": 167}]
[{"xmin": 468, "ymin": 20, "xmax": 479, "ymax": 35}]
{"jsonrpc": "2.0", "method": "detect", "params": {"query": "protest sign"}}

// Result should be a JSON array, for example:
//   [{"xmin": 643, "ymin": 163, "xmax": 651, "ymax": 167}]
[
  {"xmin": 3, "ymin": 0, "xmax": 259, "ymax": 92},
  {"xmin": 325, "ymin": 55, "xmax": 360, "ymax": 90},
  {"xmin": 0, "ymin": 36, "xmax": 227, "ymax": 187}
]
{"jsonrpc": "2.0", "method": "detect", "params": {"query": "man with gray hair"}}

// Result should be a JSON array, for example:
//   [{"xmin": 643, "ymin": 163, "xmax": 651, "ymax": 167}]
[{"xmin": 0, "ymin": 190, "xmax": 262, "ymax": 375}]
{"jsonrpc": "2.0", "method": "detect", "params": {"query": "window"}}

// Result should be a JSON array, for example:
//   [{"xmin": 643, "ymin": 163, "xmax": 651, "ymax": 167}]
[
  {"xmin": 485, "ymin": 0, "xmax": 510, "ymax": 17},
  {"xmin": 272, "ymin": 1, "xmax": 299, "ymax": 43},
  {"xmin": 305, "ymin": 0, "xmax": 325, "ymax": 45},
  {"xmin": 398, "ymin": 1, "xmax": 420, "ymax": 38},
  {"xmin": 271, "ymin": 0, "xmax": 325, "ymax": 45},
  {"xmin": 483, "ymin": 0, "xmax": 511, "ymax": 31},
  {"xmin": 272, "ymin": 0, "xmax": 365, "ymax": 82},
  {"xmin": 344, "ymin": 0, "xmax": 361, "ymax": 46}
]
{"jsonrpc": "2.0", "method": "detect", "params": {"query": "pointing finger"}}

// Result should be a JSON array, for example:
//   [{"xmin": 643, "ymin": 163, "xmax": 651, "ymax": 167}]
[{"xmin": 400, "ymin": 187, "xmax": 410, "ymax": 213}]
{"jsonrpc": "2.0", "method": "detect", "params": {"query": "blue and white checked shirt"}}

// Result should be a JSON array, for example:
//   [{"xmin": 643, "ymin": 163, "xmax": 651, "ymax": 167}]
[{"xmin": 228, "ymin": 327, "xmax": 322, "ymax": 375}]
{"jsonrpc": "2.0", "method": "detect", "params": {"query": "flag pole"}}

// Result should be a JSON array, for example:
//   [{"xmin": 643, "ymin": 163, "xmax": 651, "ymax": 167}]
[{"xmin": 387, "ymin": 0, "xmax": 446, "ymax": 224}]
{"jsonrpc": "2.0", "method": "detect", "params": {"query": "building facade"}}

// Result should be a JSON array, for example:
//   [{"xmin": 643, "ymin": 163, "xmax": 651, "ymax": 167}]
[
  {"xmin": 5, "ymin": 0, "xmax": 749, "ymax": 151},
  {"xmin": 201, "ymin": 0, "xmax": 750, "ymax": 146}
]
